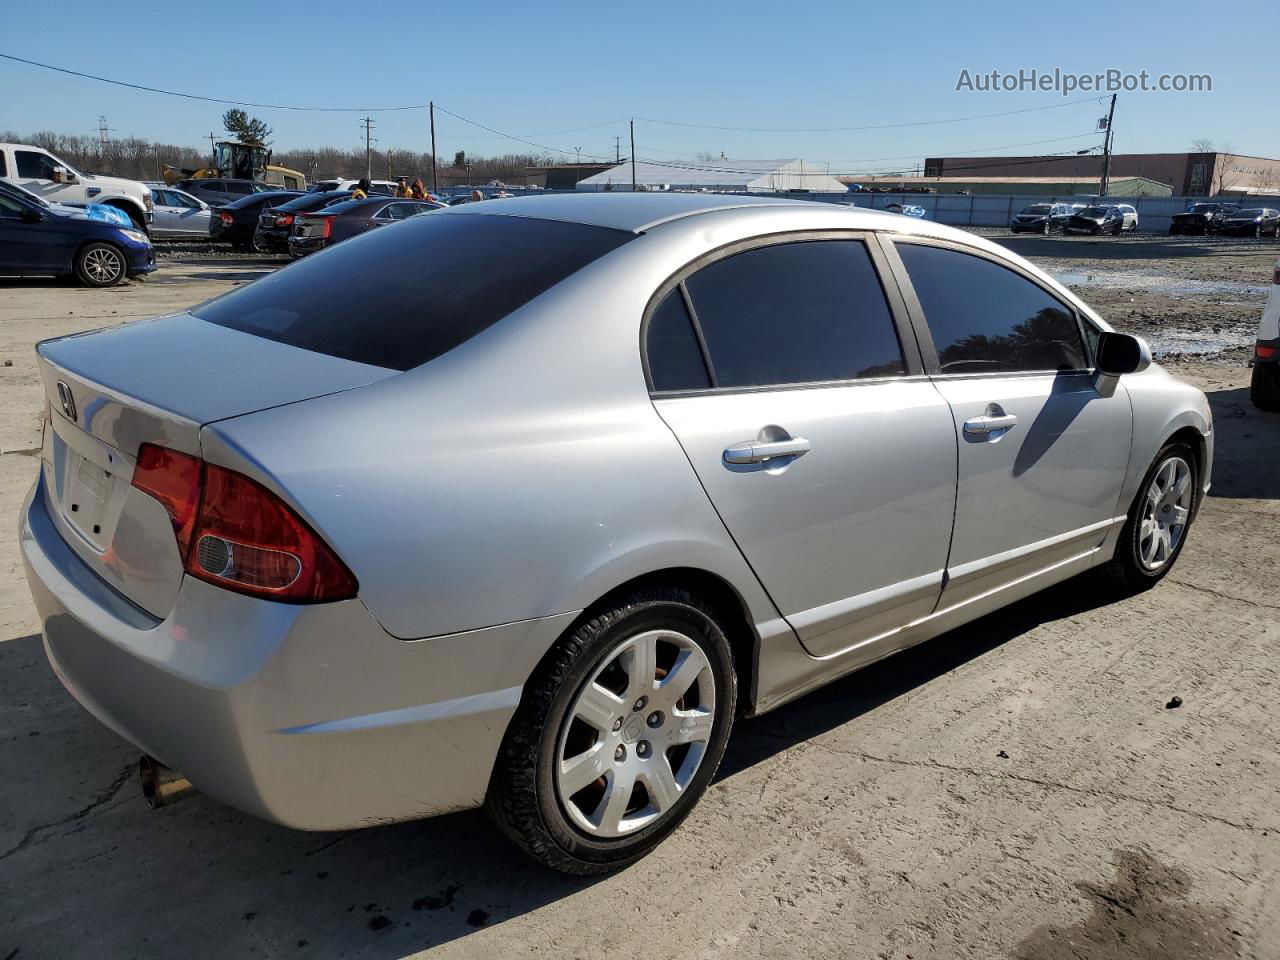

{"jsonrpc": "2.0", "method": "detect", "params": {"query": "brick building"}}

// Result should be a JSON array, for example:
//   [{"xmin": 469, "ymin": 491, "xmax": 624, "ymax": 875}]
[{"xmin": 922, "ymin": 152, "xmax": 1280, "ymax": 196}]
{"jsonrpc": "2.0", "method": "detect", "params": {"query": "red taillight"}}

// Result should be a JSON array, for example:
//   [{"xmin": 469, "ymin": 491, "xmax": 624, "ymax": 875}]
[
  {"xmin": 276, "ymin": 213, "xmax": 294, "ymax": 226},
  {"xmin": 219, "ymin": 211, "xmax": 234, "ymax": 225},
  {"xmin": 131, "ymin": 445, "xmax": 201, "ymax": 556},
  {"xmin": 131, "ymin": 443, "xmax": 357, "ymax": 603},
  {"xmin": 318, "ymin": 215, "xmax": 333, "ymax": 239},
  {"xmin": 1259, "ymin": 344, "xmax": 1278, "ymax": 359}
]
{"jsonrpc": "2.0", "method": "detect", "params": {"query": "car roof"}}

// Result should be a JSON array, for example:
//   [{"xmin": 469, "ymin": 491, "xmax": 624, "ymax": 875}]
[{"xmin": 437, "ymin": 192, "xmax": 828, "ymax": 233}]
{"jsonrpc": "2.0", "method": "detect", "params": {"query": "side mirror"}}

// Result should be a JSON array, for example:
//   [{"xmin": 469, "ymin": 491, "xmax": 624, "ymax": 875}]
[
  {"xmin": 1096, "ymin": 331, "xmax": 1151, "ymax": 375},
  {"xmin": 20, "ymin": 208, "xmax": 45, "ymax": 224}
]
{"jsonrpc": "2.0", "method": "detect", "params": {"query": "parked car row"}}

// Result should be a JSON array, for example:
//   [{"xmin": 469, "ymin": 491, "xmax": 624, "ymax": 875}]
[
  {"xmin": 1169, "ymin": 203, "xmax": 1280, "ymax": 237},
  {"xmin": 1010, "ymin": 202, "xmax": 1139, "ymax": 235}
]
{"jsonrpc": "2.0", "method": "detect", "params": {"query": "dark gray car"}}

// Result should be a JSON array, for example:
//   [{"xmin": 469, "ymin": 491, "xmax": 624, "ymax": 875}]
[{"xmin": 288, "ymin": 196, "xmax": 443, "ymax": 257}]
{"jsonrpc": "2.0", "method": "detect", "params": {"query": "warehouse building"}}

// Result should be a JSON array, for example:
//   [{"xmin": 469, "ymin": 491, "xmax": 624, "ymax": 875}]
[
  {"xmin": 575, "ymin": 158, "xmax": 846, "ymax": 193},
  {"xmin": 922, "ymin": 151, "xmax": 1280, "ymax": 197},
  {"xmin": 840, "ymin": 175, "xmax": 1173, "ymax": 197}
]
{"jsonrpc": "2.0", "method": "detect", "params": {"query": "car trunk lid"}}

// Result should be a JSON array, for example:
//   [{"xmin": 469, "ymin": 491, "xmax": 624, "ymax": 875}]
[{"xmin": 36, "ymin": 312, "xmax": 395, "ymax": 617}]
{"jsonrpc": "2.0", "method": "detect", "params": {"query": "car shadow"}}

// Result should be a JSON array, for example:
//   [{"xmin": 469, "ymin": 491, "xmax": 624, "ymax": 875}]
[
  {"xmin": 1204, "ymin": 384, "xmax": 1280, "ymax": 499},
  {"xmin": 721, "ymin": 573, "xmax": 1116, "ymax": 778}
]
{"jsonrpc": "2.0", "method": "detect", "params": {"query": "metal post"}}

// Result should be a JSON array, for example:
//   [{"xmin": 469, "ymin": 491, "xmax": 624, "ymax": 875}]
[
  {"xmin": 361, "ymin": 116, "xmax": 375, "ymax": 180},
  {"xmin": 1099, "ymin": 94, "xmax": 1117, "ymax": 197},
  {"xmin": 429, "ymin": 101, "xmax": 438, "ymax": 194},
  {"xmin": 630, "ymin": 119, "xmax": 636, "ymax": 192}
]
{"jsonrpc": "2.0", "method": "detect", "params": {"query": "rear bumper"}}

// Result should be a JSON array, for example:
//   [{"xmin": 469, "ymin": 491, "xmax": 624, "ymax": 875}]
[
  {"xmin": 287, "ymin": 236, "xmax": 326, "ymax": 256},
  {"xmin": 21, "ymin": 474, "xmax": 574, "ymax": 830},
  {"xmin": 253, "ymin": 225, "xmax": 290, "ymax": 251}
]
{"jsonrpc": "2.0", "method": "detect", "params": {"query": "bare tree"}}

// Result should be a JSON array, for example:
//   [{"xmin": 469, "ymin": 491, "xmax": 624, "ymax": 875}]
[
  {"xmin": 1190, "ymin": 138, "xmax": 1215, "ymax": 154},
  {"xmin": 1213, "ymin": 143, "xmax": 1243, "ymax": 195}
]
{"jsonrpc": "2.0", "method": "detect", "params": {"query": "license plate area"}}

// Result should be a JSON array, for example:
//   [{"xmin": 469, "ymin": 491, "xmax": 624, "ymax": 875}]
[{"xmin": 46, "ymin": 411, "xmax": 135, "ymax": 553}]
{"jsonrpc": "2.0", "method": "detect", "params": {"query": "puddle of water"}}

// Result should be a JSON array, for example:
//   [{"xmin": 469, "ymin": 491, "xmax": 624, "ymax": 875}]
[
  {"xmin": 1140, "ymin": 328, "xmax": 1248, "ymax": 358},
  {"xmin": 1050, "ymin": 269, "xmax": 1269, "ymax": 297}
]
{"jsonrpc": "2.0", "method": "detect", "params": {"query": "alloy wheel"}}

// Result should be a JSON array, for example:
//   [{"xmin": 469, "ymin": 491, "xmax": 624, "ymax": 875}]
[
  {"xmin": 1138, "ymin": 456, "xmax": 1193, "ymax": 571},
  {"xmin": 555, "ymin": 628, "xmax": 715, "ymax": 838},
  {"xmin": 84, "ymin": 247, "xmax": 124, "ymax": 284}
]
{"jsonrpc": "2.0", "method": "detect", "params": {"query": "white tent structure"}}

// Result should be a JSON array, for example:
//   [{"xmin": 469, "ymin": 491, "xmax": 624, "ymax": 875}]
[{"xmin": 575, "ymin": 158, "xmax": 846, "ymax": 194}]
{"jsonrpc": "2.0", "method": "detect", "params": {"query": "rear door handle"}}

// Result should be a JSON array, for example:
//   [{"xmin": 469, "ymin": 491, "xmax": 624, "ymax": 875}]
[
  {"xmin": 963, "ymin": 413, "xmax": 1018, "ymax": 435},
  {"xmin": 723, "ymin": 437, "xmax": 811, "ymax": 464}
]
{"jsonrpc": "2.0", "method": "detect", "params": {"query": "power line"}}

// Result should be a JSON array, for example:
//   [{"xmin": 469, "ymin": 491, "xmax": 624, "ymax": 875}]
[
  {"xmin": 633, "ymin": 96, "xmax": 1104, "ymax": 133},
  {"xmin": 0, "ymin": 50, "xmax": 430, "ymax": 111}
]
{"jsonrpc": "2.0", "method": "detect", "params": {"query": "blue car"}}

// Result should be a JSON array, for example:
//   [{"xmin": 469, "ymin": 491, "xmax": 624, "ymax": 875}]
[{"xmin": 0, "ymin": 180, "xmax": 155, "ymax": 286}]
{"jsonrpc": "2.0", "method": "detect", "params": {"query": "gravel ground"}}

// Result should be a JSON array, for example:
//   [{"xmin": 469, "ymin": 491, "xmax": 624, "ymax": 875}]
[{"xmin": 0, "ymin": 242, "xmax": 1277, "ymax": 960}]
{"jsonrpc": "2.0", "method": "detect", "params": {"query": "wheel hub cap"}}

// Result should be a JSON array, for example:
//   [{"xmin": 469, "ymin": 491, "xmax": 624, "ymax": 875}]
[
  {"xmin": 554, "ymin": 628, "xmax": 716, "ymax": 838},
  {"xmin": 1138, "ymin": 456, "xmax": 1193, "ymax": 571}
]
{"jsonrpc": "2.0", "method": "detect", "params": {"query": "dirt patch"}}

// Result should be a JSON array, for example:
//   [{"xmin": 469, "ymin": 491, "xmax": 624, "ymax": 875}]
[{"xmin": 1014, "ymin": 847, "xmax": 1241, "ymax": 960}]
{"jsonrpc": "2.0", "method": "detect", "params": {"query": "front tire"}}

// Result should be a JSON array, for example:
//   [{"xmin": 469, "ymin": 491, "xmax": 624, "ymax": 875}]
[
  {"xmin": 1252, "ymin": 363, "xmax": 1280, "ymax": 412},
  {"xmin": 1100, "ymin": 442, "xmax": 1198, "ymax": 591},
  {"xmin": 486, "ymin": 587, "xmax": 737, "ymax": 874},
  {"xmin": 74, "ymin": 242, "xmax": 127, "ymax": 287}
]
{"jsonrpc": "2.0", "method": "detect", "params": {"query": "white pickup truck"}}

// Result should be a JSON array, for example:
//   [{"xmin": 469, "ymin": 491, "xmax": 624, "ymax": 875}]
[{"xmin": 0, "ymin": 142, "xmax": 152, "ymax": 229}]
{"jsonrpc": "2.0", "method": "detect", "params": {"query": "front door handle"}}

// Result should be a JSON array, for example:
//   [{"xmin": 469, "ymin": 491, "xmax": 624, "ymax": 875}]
[
  {"xmin": 723, "ymin": 437, "xmax": 812, "ymax": 464},
  {"xmin": 963, "ymin": 413, "xmax": 1018, "ymax": 435}
]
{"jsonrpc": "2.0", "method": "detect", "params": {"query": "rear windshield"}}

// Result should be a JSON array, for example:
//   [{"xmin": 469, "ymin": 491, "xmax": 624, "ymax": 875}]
[
  {"xmin": 1021, "ymin": 205, "xmax": 1052, "ymax": 214},
  {"xmin": 193, "ymin": 213, "xmax": 633, "ymax": 370},
  {"xmin": 224, "ymin": 191, "xmax": 300, "ymax": 210},
  {"xmin": 1235, "ymin": 209, "xmax": 1263, "ymax": 217},
  {"xmin": 310, "ymin": 198, "xmax": 380, "ymax": 215},
  {"xmin": 275, "ymin": 191, "xmax": 351, "ymax": 212}
]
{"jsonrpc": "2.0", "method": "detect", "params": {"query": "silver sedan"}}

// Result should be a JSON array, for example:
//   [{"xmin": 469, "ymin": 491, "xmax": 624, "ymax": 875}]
[
  {"xmin": 148, "ymin": 187, "xmax": 212, "ymax": 238},
  {"xmin": 21, "ymin": 194, "xmax": 1213, "ymax": 873}
]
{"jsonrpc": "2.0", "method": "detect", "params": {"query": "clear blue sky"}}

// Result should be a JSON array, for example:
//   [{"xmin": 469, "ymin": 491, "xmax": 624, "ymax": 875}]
[{"xmin": 2, "ymin": 0, "xmax": 1277, "ymax": 173}]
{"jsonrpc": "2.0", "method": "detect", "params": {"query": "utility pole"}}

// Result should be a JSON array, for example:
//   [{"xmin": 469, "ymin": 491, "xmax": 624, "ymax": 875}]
[
  {"xmin": 1099, "ymin": 94, "xmax": 1117, "ymax": 197},
  {"xmin": 429, "ymin": 101, "xmax": 438, "ymax": 194},
  {"xmin": 614, "ymin": 136, "xmax": 621, "ymax": 164},
  {"xmin": 96, "ymin": 115, "xmax": 113, "ymax": 149},
  {"xmin": 630, "ymin": 119, "xmax": 636, "ymax": 192},
  {"xmin": 207, "ymin": 131, "xmax": 218, "ymax": 162},
  {"xmin": 574, "ymin": 146, "xmax": 582, "ymax": 164},
  {"xmin": 361, "ymin": 117, "xmax": 376, "ymax": 180}
]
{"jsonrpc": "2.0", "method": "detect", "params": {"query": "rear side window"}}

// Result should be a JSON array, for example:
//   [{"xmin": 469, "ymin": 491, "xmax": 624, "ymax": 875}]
[
  {"xmin": 193, "ymin": 213, "xmax": 632, "ymax": 370},
  {"xmin": 226, "ymin": 181, "xmax": 251, "ymax": 195},
  {"xmin": 646, "ymin": 290, "xmax": 711, "ymax": 392},
  {"xmin": 683, "ymin": 240, "xmax": 905, "ymax": 388},
  {"xmin": 896, "ymin": 243, "xmax": 1086, "ymax": 374},
  {"xmin": 0, "ymin": 153, "xmax": 6, "ymax": 176}
]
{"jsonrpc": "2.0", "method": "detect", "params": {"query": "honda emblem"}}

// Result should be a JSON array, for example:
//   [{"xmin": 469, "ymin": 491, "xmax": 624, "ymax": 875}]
[{"xmin": 56, "ymin": 381, "xmax": 76, "ymax": 422}]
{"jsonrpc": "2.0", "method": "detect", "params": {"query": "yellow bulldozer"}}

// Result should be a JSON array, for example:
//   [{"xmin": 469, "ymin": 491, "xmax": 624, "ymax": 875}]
[{"xmin": 162, "ymin": 140, "xmax": 306, "ymax": 191}]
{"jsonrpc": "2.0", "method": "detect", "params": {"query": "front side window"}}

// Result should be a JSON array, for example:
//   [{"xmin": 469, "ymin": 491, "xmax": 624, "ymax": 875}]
[
  {"xmin": 896, "ymin": 243, "xmax": 1086, "ymax": 374},
  {"xmin": 15, "ymin": 150, "xmax": 60, "ymax": 180},
  {"xmin": 681, "ymin": 240, "xmax": 905, "ymax": 388}
]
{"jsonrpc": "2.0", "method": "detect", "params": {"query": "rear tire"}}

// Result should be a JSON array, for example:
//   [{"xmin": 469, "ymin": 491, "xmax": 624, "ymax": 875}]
[
  {"xmin": 486, "ymin": 587, "xmax": 737, "ymax": 874},
  {"xmin": 74, "ymin": 242, "xmax": 127, "ymax": 287},
  {"xmin": 1252, "ymin": 363, "xmax": 1280, "ymax": 412},
  {"xmin": 1100, "ymin": 442, "xmax": 1198, "ymax": 592}
]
